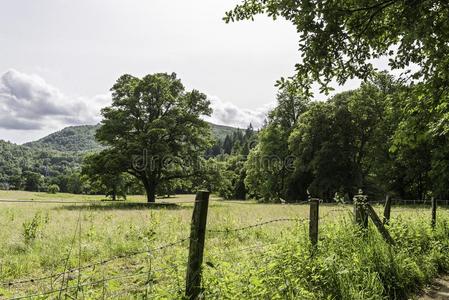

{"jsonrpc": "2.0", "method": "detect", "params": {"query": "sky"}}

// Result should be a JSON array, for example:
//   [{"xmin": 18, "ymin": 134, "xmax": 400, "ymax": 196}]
[{"xmin": 0, "ymin": 0, "xmax": 361, "ymax": 144}]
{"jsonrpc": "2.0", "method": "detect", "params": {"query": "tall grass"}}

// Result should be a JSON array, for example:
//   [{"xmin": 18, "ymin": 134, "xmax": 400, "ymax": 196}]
[
  {"xmin": 203, "ymin": 216, "xmax": 449, "ymax": 300},
  {"xmin": 0, "ymin": 194, "xmax": 447, "ymax": 299}
]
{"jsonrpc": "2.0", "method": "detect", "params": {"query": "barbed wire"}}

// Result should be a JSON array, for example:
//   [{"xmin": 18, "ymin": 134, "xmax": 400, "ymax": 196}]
[
  {"xmin": 207, "ymin": 240, "xmax": 287, "ymax": 259},
  {"xmin": 1, "ymin": 237, "xmax": 190, "ymax": 287},
  {"xmin": 207, "ymin": 217, "xmax": 309, "ymax": 233},
  {"xmin": 320, "ymin": 208, "xmax": 353, "ymax": 221},
  {"xmin": 364, "ymin": 199, "xmax": 449, "ymax": 205},
  {"xmin": 6, "ymin": 198, "xmax": 431, "ymax": 297},
  {"xmin": 231, "ymin": 200, "xmax": 310, "ymax": 206},
  {"xmin": 7, "ymin": 265, "xmax": 172, "ymax": 300},
  {"xmin": 186, "ymin": 200, "xmax": 312, "ymax": 206},
  {"xmin": 3, "ymin": 197, "xmax": 447, "ymax": 206},
  {"xmin": 207, "ymin": 205, "xmax": 352, "ymax": 234},
  {"xmin": 5, "ymin": 214, "xmax": 312, "ymax": 288},
  {"xmin": 104, "ymin": 264, "xmax": 182, "ymax": 298}
]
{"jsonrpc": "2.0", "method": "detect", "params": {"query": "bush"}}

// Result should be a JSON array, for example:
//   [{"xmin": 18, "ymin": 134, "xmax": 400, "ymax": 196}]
[
  {"xmin": 22, "ymin": 212, "xmax": 49, "ymax": 245},
  {"xmin": 47, "ymin": 184, "xmax": 60, "ymax": 194},
  {"xmin": 0, "ymin": 182, "xmax": 10, "ymax": 190}
]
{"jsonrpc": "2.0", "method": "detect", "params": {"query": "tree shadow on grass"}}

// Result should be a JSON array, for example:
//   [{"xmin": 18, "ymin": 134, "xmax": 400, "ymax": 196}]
[{"xmin": 54, "ymin": 201, "xmax": 188, "ymax": 211}]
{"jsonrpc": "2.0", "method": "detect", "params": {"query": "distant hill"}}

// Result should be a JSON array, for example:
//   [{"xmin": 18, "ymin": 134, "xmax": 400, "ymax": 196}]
[
  {"xmin": 24, "ymin": 125, "xmax": 102, "ymax": 152},
  {"xmin": 24, "ymin": 122, "xmax": 240, "ymax": 153},
  {"xmin": 210, "ymin": 123, "xmax": 242, "ymax": 141},
  {"xmin": 0, "ymin": 122, "xmax": 241, "ymax": 190}
]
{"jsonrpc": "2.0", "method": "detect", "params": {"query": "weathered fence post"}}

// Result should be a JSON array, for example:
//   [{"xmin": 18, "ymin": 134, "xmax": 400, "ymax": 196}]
[
  {"xmin": 431, "ymin": 197, "xmax": 437, "ymax": 229},
  {"xmin": 383, "ymin": 195, "xmax": 392, "ymax": 225},
  {"xmin": 309, "ymin": 198, "xmax": 320, "ymax": 248},
  {"xmin": 186, "ymin": 191, "xmax": 210, "ymax": 300},
  {"xmin": 353, "ymin": 190, "xmax": 368, "ymax": 228},
  {"xmin": 366, "ymin": 204, "xmax": 395, "ymax": 245}
]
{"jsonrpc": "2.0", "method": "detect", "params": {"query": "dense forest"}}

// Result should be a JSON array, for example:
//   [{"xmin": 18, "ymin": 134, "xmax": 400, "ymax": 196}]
[
  {"xmin": 0, "ymin": 140, "xmax": 82, "ymax": 193},
  {"xmin": 242, "ymin": 73, "xmax": 449, "ymax": 202},
  {"xmin": 210, "ymin": 72, "xmax": 449, "ymax": 202}
]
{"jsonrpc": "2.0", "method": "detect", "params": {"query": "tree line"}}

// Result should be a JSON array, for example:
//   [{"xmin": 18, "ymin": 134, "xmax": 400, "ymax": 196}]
[
  {"xmin": 81, "ymin": 71, "xmax": 449, "ymax": 203},
  {"xmin": 2, "ymin": 71, "xmax": 447, "ymax": 203},
  {"xmin": 218, "ymin": 0, "xmax": 449, "ymax": 202},
  {"xmin": 243, "ymin": 73, "xmax": 449, "ymax": 202}
]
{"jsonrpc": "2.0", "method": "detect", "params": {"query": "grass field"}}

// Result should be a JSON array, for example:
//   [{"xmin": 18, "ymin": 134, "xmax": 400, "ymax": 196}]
[
  {"xmin": 0, "ymin": 190, "xmax": 147, "ymax": 202},
  {"xmin": 0, "ymin": 191, "xmax": 448, "ymax": 299}
]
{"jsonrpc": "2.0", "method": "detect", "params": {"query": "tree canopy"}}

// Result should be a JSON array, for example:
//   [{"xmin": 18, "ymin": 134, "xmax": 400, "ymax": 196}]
[
  {"xmin": 221, "ymin": 0, "xmax": 449, "ymax": 201},
  {"xmin": 225, "ymin": 1, "xmax": 449, "ymax": 98},
  {"xmin": 95, "ymin": 72, "xmax": 213, "ymax": 202}
]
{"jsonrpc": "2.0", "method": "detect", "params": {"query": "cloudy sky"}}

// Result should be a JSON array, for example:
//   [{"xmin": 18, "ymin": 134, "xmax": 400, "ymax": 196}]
[{"xmin": 0, "ymin": 0, "xmax": 361, "ymax": 144}]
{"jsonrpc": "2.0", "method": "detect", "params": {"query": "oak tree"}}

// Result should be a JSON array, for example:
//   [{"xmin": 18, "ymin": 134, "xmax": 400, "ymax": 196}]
[{"xmin": 96, "ymin": 73, "xmax": 212, "ymax": 202}]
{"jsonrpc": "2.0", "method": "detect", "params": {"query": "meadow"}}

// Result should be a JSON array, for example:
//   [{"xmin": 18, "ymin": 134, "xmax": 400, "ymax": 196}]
[{"xmin": 0, "ymin": 191, "xmax": 448, "ymax": 299}]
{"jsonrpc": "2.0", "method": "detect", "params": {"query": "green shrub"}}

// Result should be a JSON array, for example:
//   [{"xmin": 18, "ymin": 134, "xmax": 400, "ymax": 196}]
[
  {"xmin": 47, "ymin": 184, "xmax": 60, "ymax": 194},
  {"xmin": 22, "ymin": 212, "xmax": 48, "ymax": 245}
]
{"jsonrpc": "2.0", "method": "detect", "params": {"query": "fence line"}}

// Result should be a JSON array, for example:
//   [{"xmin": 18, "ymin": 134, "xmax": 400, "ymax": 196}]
[
  {"xmin": 0, "ymin": 206, "xmax": 361, "ymax": 289},
  {"xmin": 3, "ymin": 192, "xmax": 443, "ymax": 298},
  {"xmin": 2, "ymin": 198, "xmax": 447, "ymax": 206},
  {"xmin": 0, "ymin": 199, "xmax": 199, "ymax": 205},
  {"xmin": 8, "ymin": 266, "xmax": 173, "ymax": 300},
  {"xmin": 2, "ymin": 237, "xmax": 190, "ymax": 287},
  {"xmin": 207, "ymin": 217, "xmax": 308, "ymax": 233},
  {"xmin": 367, "ymin": 199, "xmax": 449, "ymax": 206}
]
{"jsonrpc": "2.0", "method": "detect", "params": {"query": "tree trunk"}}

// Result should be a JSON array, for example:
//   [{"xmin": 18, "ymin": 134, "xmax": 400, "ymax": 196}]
[
  {"xmin": 146, "ymin": 189, "xmax": 156, "ymax": 203},
  {"xmin": 112, "ymin": 185, "xmax": 117, "ymax": 201},
  {"xmin": 139, "ymin": 175, "xmax": 157, "ymax": 203},
  {"xmin": 143, "ymin": 181, "xmax": 156, "ymax": 203}
]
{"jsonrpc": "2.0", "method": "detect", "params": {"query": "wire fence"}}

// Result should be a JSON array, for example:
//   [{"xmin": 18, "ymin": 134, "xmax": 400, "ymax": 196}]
[
  {"xmin": 365, "ymin": 198, "xmax": 449, "ymax": 206},
  {"xmin": 0, "ymin": 194, "xmax": 443, "ymax": 299},
  {"xmin": 1, "ymin": 237, "xmax": 191, "ymax": 288},
  {"xmin": 207, "ymin": 217, "xmax": 308, "ymax": 233},
  {"xmin": 8, "ymin": 267, "xmax": 171, "ymax": 300},
  {"xmin": 1, "ymin": 203, "xmax": 311, "ymax": 298}
]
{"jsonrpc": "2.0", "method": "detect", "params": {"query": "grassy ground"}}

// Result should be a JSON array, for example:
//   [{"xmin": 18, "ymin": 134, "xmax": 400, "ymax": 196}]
[
  {"xmin": 0, "ymin": 190, "xmax": 147, "ymax": 202},
  {"xmin": 0, "ymin": 191, "xmax": 448, "ymax": 299}
]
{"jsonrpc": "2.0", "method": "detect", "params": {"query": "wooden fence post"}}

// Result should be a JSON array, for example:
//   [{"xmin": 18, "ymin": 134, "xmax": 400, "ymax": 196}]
[
  {"xmin": 309, "ymin": 198, "xmax": 320, "ymax": 248},
  {"xmin": 431, "ymin": 197, "xmax": 437, "ymax": 229},
  {"xmin": 353, "ymin": 191, "xmax": 368, "ymax": 228},
  {"xmin": 185, "ymin": 191, "xmax": 210, "ymax": 300},
  {"xmin": 383, "ymin": 195, "xmax": 392, "ymax": 225},
  {"xmin": 366, "ymin": 204, "xmax": 395, "ymax": 245}
]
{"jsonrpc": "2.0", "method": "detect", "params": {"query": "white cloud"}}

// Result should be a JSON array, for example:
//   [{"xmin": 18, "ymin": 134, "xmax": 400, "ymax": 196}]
[
  {"xmin": 205, "ymin": 95, "xmax": 273, "ymax": 129},
  {"xmin": 0, "ymin": 70, "xmax": 271, "ymax": 143},
  {"xmin": 0, "ymin": 69, "xmax": 110, "ymax": 130}
]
